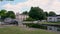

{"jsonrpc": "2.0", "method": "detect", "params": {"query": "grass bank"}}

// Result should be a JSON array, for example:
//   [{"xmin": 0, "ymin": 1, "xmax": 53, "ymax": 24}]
[{"xmin": 0, "ymin": 26, "xmax": 58, "ymax": 34}]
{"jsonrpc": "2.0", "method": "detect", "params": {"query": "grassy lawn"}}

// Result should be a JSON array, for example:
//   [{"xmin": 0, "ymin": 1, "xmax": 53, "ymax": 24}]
[{"xmin": 0, "ymin": 26, "xmax": 58, "ymax": 34}]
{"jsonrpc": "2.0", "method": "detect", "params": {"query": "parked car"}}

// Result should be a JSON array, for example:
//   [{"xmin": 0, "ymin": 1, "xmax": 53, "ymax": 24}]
[{"xmin": 4, "ymin": 18, "xmax": 18, "ymax": 25}]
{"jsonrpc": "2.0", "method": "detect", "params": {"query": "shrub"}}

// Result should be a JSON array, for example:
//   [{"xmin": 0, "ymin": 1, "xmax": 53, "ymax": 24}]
[{"xmin": 24, "ymin": 17, "xmax": 36, "ymax": 21}]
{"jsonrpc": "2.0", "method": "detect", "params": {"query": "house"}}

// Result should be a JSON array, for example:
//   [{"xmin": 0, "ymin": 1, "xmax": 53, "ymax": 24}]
[
  {"xmin": 47, "ymin": 15, "xmax": 60, "ymax": 22},
  {"xmin": 16, "ymin": 13, "xmax": 29, "ymax": 22}
]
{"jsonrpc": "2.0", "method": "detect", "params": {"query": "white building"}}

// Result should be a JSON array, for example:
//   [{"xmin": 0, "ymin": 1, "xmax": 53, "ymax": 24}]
[
  {"xmin": 47, "ymin": 15, "xmax": 60, "ymax": 22},
  {"xmin": 16, "ymin": 13, "xmax": 29, "ymax": 22}
]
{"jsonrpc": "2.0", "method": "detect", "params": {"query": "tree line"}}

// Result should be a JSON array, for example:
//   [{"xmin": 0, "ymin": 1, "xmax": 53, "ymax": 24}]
[
  {"xmin": 0, "ymin": 7, "xmax": 56, "ymax": 21},
  {"xmin": 22, "ymin": 7, "xmax": 56, "ymax": 21},
  {"xmin": 0, "ymin": 9, "xmax": 15, "ymax": 20}
]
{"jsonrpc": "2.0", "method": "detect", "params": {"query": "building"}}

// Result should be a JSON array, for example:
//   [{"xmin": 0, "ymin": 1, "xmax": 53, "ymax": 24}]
[
  {"xmin": 47, "ymin": 15, "xmax": 60, "ymax": 22},
  {"xmin": 16, "ymin": 13, "xmax": 29, "ymax": 22}
]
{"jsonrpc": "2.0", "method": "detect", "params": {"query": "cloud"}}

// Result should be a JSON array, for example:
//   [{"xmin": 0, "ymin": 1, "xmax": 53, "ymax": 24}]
[{"xmin": 3, "ymin": 0, "xmax": 60, "ymax": 14}]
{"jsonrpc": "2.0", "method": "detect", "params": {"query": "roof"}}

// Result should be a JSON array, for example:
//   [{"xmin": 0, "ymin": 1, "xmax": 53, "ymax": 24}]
[{"xmin": 56, "ymin": 15, "xmax": 60, "ymax": 16}]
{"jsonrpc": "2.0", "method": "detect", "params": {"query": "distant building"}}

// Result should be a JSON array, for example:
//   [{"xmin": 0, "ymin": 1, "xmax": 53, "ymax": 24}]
[
  {"xmin": 16, "ymin": 13, "xmax": 29, "ymax": 22},
  {"xmin": 47, "ymin": 15, "xmax": 60, "ymax": 22}
]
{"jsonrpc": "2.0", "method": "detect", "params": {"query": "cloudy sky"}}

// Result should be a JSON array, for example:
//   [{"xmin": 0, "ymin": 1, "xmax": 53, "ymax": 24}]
[{"xmin": 0, "ymin": 0, "xmax": 60, "ymax": 14}]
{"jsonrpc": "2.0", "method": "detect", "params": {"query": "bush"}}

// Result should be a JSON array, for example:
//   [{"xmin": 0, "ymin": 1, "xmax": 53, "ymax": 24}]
[
  {"xmin": 24, "ymin": 17, "xmax": 36, "ymax": 21},
  {"xmin": 23, "ymin": 23, "xmax": 47, "ymax": 30}
]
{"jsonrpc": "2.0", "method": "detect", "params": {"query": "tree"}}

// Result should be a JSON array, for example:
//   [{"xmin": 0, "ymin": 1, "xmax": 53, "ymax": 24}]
[
  {"xmin": 0, "ymin": 9, "xmax": 7, "ymax": 20},
  {"xmin": 49, "ymin": 11, "xmax": 56, "ymax": 16},
  {"xmin": 25, "ymin": 17, "xmax": 36, "ymax": 21},
  {"xmin": 0, "ymin": 9, "xmax": 7, "ymax": 15},
  {"xmin": 22, "ymin": 11, "xmax": 28, "ymax": 15},
  {"xmin": 6, "ymin": 11, "xmax": 16, "ymax": 19},
  {"xmin": 29, "ymin": 7, "xmax": 46, "ymax": 20},
  {"xmin": 44, "ymin": 12, "xmax": 49, "ymax": 20},
  {"xmin": 44, "ymin": 12, "xmax": 49, "ymax": 17}
]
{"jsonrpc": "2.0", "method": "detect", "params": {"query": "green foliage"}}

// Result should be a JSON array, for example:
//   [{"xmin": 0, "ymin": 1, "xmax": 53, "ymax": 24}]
[
  {"xmin": 22, "ymin": 11, "xmax": 28, "ymax": 15},
  {"xmin": 29, "ymin": 7, "xmax": 46, "ymax": 20},
  {"xmin": 44, "ymin": 12, "xmax": 49, "ymax": 20},
  {"xmin": 44, "ymin": 12, "xmax": 49, "ymax": 17},
  {"xmin": 0, "ymin": 9, "xmax": 7, "ymax": 15},
  {"xmin": 49, "ymin": 11, "xmax": 56, "ymax": 16},
  {"xmin": 0, "ymin": 9, "xmax": 7, "ymax": 20},
  {"xmin": 6, "ymin": 11, "xmax": 16, "ymax": 19},
  {"xmin": 24, "ymin": 17, "xmax": 36, "ymax": 21},
  {"xmin": 0, "ymin": 10, "xmax": 16, "ymax": 20}
]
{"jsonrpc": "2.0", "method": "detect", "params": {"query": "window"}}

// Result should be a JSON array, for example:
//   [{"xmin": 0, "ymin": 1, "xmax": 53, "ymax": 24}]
[
  {"xmin": 49, "ymin": 28, "xmax": 52, "ymax": 30},
  {"xmin": 57, "ymin": 18, "xmax": 60, "ymax": 19},
  {"xmin": 49, "ymin": 18, "xmax": 52, "ymax": 20},
  {"xmin": 57, "ymin": 18, "xmax": 60, "ymax": 22}
]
